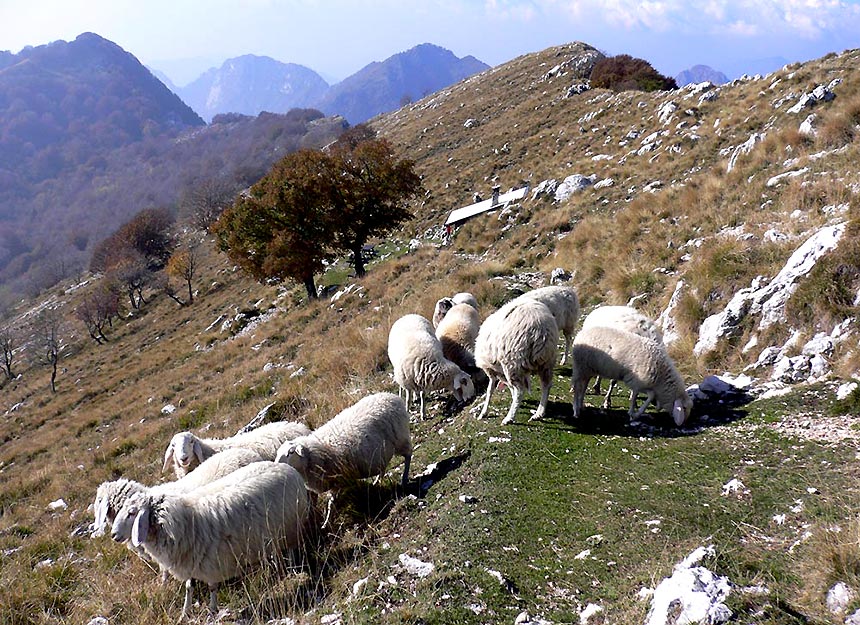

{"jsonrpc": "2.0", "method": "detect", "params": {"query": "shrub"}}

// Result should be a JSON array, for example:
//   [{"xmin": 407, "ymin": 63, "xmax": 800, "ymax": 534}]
[{"xmin": 590, "ymin": 54, "xmax": 677, "ymax": 92}]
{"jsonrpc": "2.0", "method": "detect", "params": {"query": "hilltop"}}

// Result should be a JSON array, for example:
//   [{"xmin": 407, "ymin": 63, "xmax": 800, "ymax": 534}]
[{"xmin": 0, "ymin": 42, "xmax": 859, "ymax": 624}]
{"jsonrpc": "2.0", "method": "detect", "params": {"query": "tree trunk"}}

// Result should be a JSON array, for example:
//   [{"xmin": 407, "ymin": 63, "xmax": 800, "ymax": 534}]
[
  {"xmin": 352, "ymin": 246, "xmax": 366, "ymax": 278},
  {"xmin": 50, "ymin": 361, "xmax": 57, "ymax": 393},
  {"xmin": 186, "ymin": 279, "xmax": 194, "ymax": 303},
  {"xmin": 304, "ymin": 277, "xmax": 318, "ymax": 301}
]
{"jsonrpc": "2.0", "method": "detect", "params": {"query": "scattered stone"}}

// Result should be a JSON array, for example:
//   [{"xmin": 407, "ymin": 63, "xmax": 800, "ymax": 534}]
[
  {"xmin": 550, "ymin": 267, "xmax": 571, "ymax": 283},
  {"xmin": 320, "ymin": 614, "xmax": 342, "ymax": 625},
  {"xmin": 827, "ymin": 581, "xmax": 855, "ymax": 614},
  {"xmin": 593, "ymin": 177, "xmax": 615, "ymax": 189},
  {"xmin": 721, "ymin": 478, "xmax": 750, "ymax": 497},
  {"xmin": 48, "ymin": 498, "xmax": 68, "ymax": 512},
  {"xmin": 726, "ymin": 132, "xmax": 765, "ymax": 172},
  {"xmin": 657, "ymin": 101, "xmax": 678, "ymax": 125},
  {"xmin": 579, "ymin": 603, "xmax": 603, "ymax": 624},
  {"xmin": 289, "ymin": 367, "xmax": 306, "ymax": 379},
  {"xmin": 161, "ymin": 404, "xmax": 176, "ymax": 415},
  {"xmin": 787, "ymin": 83, "xmax": 837, "ymax": 114},
  {"xmin": 798, "ymin": 113, "xmax": 817, "ymax": 136},
  {"xmin": 565, "ymin": 83, "xmax": 590, "ymax": 97},
  {"xmin": 352, "ymin": 577, "xmax": 369, "ymax": 597},
  {"xmin": 644, "ymin": 546, "xmax": 732, "ymax": 625},
  {"xmin": 531, "ymin": 179, "xmax": 559, "ymax": 200},
  {"xmin": 766, "ymin": 167, "xmax": 809, "ymax": 187},
  {"xmin": 847, "ymin": 608, "xmax": 860, "ymax": 625},
  {"xmin": 554, "ymin": 174, "xmax": 596, "ymax": 201},
  {"xmin": 398, "ymin": 553, "xmax": 435, "ymax": 578},
  {"xmin": 658, "ymin": 279, "xmax": 685, "ymax": 346},
  {"xmin": 86, "ymin": 618, "xmax": 109, "ymax": 625},
  {"xmin": 837, "ymin": 382, "xmax": 858, "ymax": 401},
  {"xmin": 463, "ymin": 118, "xmax": 479, "ymax": 128}
]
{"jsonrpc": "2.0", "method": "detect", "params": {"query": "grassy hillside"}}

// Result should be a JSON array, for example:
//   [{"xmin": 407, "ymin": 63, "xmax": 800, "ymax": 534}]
[{"xmin": 1, "ymin": 42, "xmax": 859, "ymax": 624}]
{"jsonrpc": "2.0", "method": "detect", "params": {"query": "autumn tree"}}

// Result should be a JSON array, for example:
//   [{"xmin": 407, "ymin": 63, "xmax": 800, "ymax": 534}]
[
  {"xmin": 329, "ymin": 133, "xmax": 421, "ymax": 277},
  {"xmin": 164, "ymin": 244, "xmax": 198, "ymax": 305},
  {"xmin": 90, "ymin": 206, "xmax": 175, "ymax": 273},
  {"xmin": 213, "ymin": 150, "xmax": 337, "ymax": 300},
  {"xmin": 590, "ymin": 54, "xmax": 677, "ymax": 92}
]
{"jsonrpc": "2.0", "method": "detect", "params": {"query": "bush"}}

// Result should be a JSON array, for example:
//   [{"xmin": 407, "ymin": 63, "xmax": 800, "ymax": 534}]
[{"xmin": 590, "ymin": 54, "xmax": 677, "ymax": 92}]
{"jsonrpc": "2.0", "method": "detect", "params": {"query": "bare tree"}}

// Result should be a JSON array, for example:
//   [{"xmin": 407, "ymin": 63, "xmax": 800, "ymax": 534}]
[
  {"xmin": 180, "ymin": 178, "xmax": 236, "ymax": 231},
  {"xmin": 0, "ymin": 322, "xmax": 17, "ymax": 380},
  {"xmin": 31, "ymin": 307, "xmax": 65, "ymax": 393},
  {"xmin": 76, "ymin": 281, "xmax": 122, "ymax": 344}
]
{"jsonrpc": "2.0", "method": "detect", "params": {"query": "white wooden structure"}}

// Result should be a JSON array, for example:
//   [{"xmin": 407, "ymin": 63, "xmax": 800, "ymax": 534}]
[{"xmin": 444, "ymin": 184, "xmax": 530, "ymax": 228}]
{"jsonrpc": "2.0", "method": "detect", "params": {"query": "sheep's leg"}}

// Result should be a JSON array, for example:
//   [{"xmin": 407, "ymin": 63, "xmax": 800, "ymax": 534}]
[
  {"xmin": 401, "ymin": 453, "xmax": 412, "ymax": 487},
  {"xmin": 572, "ymin": 376, "xmax": 587, "ymax": 418},
  {"xmin": 591, "ymin": 376, "xmax": 602, "ymax": 395},
  {"xmin": 181, "ymin": 579, "xmax": 194, "ymax": 619},
  {"xmin": 559, "ymin": 333, "xmax": 572, "ymax": 365},
  {"xmin": 631, "ymin": 390, "xmax": 654, "ymax": 420},
  {"xmin": 418, "ymin": 392, "xmax": 426, "ymax": 419},
  {"xmin": 478, "ymin": 377, "xmax": 497, "ymax": 418},
  {"xmin": 530, "ymin": 368, "xmax": 554, "ymax": 421},
  {"xmin": 501, "ymin": 386, "xmax": 521, "ymax": 425},
  {"xmin": 208, "ymin": 582, "xmax": 219, "ymax": 614},
  {"xmin": 602, "ymin": 380, "xmax": 617, "ymax": 410}
]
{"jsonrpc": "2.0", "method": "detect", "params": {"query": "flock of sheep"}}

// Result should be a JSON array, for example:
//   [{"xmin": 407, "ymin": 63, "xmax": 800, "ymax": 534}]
[{"xmin": 89, "ymin": 282, "xmax": 693, "ymax": 620}]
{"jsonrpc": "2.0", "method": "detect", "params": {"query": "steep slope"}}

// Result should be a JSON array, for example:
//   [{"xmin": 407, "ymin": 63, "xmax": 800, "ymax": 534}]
[
  {"xmin": 315, "ymin": 43, "xmax": 489, "ymax": 123},
  {"xmin": 179, "ymin": 55, "xmax": 329, "ymax": 121},
  {"xmin": 0, "ymin": 41, "xmax": 859, "ymax": 625}
]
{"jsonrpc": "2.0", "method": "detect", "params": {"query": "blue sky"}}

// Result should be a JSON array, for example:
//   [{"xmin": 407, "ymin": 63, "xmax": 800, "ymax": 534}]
[{"xmin": 2, "ymin": 0, "xmax": 859, "ymax": 85}]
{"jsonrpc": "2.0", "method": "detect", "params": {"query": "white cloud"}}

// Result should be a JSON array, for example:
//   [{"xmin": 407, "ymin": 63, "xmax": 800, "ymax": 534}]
[
  {"xmin": 538, "ymin": 0, "xmax": 860, "ymax": 38},
  {"xmin": 484, "ymin": 0, "xmax": 538, "ymax": 20}
]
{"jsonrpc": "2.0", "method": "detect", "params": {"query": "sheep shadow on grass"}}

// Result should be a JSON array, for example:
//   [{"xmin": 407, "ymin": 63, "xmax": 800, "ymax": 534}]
[{"xmin": 518, "ymin": 391, "xmax": 751, "ymax": 439}]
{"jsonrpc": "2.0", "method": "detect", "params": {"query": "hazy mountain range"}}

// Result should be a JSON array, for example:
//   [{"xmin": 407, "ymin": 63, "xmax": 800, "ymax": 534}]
[{"xmin": 165, "ymin": 43, "xmax": 489, "ymax": 124}]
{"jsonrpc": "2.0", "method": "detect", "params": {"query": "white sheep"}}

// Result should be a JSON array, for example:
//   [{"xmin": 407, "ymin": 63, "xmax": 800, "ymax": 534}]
[
  {"xmin": 570, "ymin": 325, "xmax": 693, "ymax": 426},
  {"xmin": 452, "ymin": 292, "xmax": 478, "ymax": 310},
  {"xmin": 432, "ymin": 292, "xmax": 478, "ymax": 328},
  {"xmin": 581, "ymin": 305, "xmax": 664, "ymax": 408},
  {"xmin": 474, "ymin": 298, "xmax": 559, "ymax": 424},
  {"xmin": 111, "ymin": 461, "xmax": 310, "ymax": 619},
  {"xmin": 516, "ymin": 285, "xmax": 580, "ymax": 365},
  {"xmin": 387, "ymin": 313, "xmax": 475, "ymax": 419},
  {"xmin": 435, "ymin": 302, "xmax": 480, "ymax": 371},
  {"xmin": 92, "ymin": 447, "xmax": 264, "ymax": 538},
  {"xmin": 432, "ymin": 297, "xmax": 455, "ymax": 328},
  {"xmin": 276, "ymin": 392, "xmax": 412, "ymax": 492},
  {"xmin": 162, "ymin": 420, "xmax": 311, "ymax": 478}
]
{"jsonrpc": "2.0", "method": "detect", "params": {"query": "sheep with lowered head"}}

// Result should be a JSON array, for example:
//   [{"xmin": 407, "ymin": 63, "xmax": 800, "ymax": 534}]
[
  {"xmin": 475, "ymin": 298, "xmax": 559, "ymax": 424},
  {"xmin": 570, "ymin": 325, "xmax": 693, "ymax": 426},
  {"xmin": 581, "ymin": 305, "xmax": 664, "ymax": 408},
  {"xmin": 432, "ymin": 292, "xmax": 478, "ymax": 328},
  {"xmin": 388, "ymin": 313, "xmax": 475, "ymax": 419},
  {"xmin": 276, "ymin": 392, "xmax": 412, "ymax": 492},
  {"xmin": 163, "ymin": 419, "xmax": 310, "ymax": 478},
  {"xmin": 515, "ymin": 285, "xmax": 580, "ymax": 365},
  {"xmin": 435, "ymin": 303, "xmax": 480, "ymax": 368},
  {"xmin": 92, "ymin": 447, "xmax": 264, "ymax": 538},
  {"xmin": 111, "ymin": 461, "xmax": 310, "ymax": 619}
]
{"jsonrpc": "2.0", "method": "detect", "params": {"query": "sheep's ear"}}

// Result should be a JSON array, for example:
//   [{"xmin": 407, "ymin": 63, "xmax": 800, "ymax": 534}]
[
  {"xmin": 672, "ymin": 399, "xmax": 687, "ymax": 426},
  {"xmin": 193, "ymin": 439, "xmax": 205, "ymax": 464},
  {"xmin": 294, "ymin": 444, "xmax": 304, "ymax": 458},
  {"xmin": 93, "ymin": 495, "xmax": 109, "ymax": 536},
  {"xmin": 162, "ymin": 441, "xmax": 174, "ymax": 474},
  {"xmin": 131, "ymin": 508, "xmax": 150, "ymax": 547}
]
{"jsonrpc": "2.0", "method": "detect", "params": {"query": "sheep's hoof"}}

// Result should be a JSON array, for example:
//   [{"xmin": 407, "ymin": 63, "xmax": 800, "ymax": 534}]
[{"xmin": 500, "ymin": 415, "xmax": 515, "ymax": 426}]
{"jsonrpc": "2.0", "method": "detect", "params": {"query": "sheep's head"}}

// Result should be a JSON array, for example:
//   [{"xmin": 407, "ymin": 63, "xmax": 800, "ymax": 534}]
[
  {"xmin": 452, "ymin": 371, "xmax": 475, "ymax": 402},
  {"xmin": 163, "ymin": 432, "xmax": 204, "ymax": 474},
  {"xmin": 276, "ymin": 442, "xmax": 310, "ymax": 475},
  {"xmin": 432, "ymin": 297, "xmax": 455, "ymax": 328},
  {"xmin": 112, "ymin": 492, "xmax": 152, "ymax": 545},
  {"xmin": 672, "ymin": 393, "xmax": 694, "ymax": 426}
]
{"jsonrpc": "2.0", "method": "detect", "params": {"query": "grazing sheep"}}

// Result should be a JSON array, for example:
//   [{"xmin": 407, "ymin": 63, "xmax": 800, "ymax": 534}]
[
  {"xmin": 581, "ymin": 305, "xmax": 664, "ymax": 408},
  {"xmin": 570, "ymin": 325, "xmax": 693, "ymax": 426},
  {"xmin": 387, "ymin": 314, "xmax": 475, "ymax": 419},
  {"xmin": 163, "ymin": 420, "xmax": 311, "ymax": 478},
  {"xmin": 92, "ymin": 447, "xmax": 264, "ymax": 538},
  {"xmin": 516, "ymin": 285, "xmax": 580, "ymax": 365},
  {"xmin": 432, "ymin": 292, "xmax": 478, "ymax": 328},
  {"xmin": 111, "ymin": 461, "xmax": 310, "ymax": 619},
  {"xmin": 276, "ymin": 392, "xmax": 412, "ymax": 492},
  {"xmin": 435, "ymin": 303, "xmax": 480, "ymax": 369},
  {"xmin": 432, "ymin": 297, "xmax": 455, "ymax": 328},
  {"xmin": 474, "ymin": 298, "xmax": 559, "ymax": 424},
  {"xmin": 452, "ymin": 292, "xmax": 478, "ymax": 310}
]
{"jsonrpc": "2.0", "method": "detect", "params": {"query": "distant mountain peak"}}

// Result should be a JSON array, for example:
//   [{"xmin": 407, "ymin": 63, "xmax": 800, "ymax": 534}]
[{"xmin": 675, "ymin": 64, "xmax": 728, "ymax": 87}]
